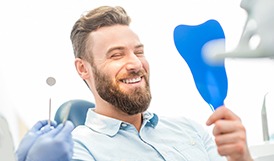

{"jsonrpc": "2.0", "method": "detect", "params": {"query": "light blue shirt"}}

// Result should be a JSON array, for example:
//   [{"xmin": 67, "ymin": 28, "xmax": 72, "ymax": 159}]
[{"xmin": 72, "ymin": 109, "xmax": 226, "ymax": 161}]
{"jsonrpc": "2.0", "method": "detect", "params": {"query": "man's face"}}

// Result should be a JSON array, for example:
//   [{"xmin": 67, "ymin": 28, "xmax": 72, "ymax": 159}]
[{"xmin": 88, "ymin": 25, "xmax": 151, "ymax": 115}]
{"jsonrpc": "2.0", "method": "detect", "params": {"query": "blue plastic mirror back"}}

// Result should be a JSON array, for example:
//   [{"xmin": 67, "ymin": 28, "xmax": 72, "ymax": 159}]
[{"xmin": 173, "ymin": 19, "xmax": 228, "ymax": 111}]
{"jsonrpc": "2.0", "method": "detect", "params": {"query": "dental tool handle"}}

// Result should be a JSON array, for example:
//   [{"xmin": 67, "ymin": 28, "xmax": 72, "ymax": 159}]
[
  {"xmin": 209, "ymin": 104, "xmax": 215, "ymax": 112},
  {"xmin": 262, "ymin": 93, "xmax": 270, "ymax": 141},
  {"xmin": 48, "ymin": 98, "xmax": 51, "ymax": 125}
]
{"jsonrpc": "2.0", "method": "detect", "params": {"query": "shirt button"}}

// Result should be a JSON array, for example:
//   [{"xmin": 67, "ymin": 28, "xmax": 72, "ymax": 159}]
[{"xmin": 121, "ymin": 123, "xmax": 127, "ymax": 127}]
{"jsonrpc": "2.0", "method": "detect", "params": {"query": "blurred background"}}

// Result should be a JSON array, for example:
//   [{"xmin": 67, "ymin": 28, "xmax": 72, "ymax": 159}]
[{"xmin": 0, "ymin": 0, "xmax": 274, "ymax": 148}]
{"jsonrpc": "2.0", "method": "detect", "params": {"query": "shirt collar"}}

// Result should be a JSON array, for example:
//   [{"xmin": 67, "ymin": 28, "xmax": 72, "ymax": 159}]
[
  {"xmin": 85, "ymin": 109, "xmax": 158, "ymax": 136},
  {"xmin": 142, "ymin": 111, "xmax": 158, "ymax": 128}
]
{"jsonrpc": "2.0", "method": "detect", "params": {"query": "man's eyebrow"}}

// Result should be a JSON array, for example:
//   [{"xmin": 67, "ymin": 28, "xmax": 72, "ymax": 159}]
[
  {"xmin": 107, "ymin": 46, "xmax": 124, "ymax": 53},
  {"xmin": 135, "ymin": 44, "xmax": 144, "ymax": 49},
  {"xmin": 106, "ymin": 44, "xmax": 144, "ymax": 55},
  {"xmin": 106, "ymin": 46, "xmax": 124, "ymax": 57}
]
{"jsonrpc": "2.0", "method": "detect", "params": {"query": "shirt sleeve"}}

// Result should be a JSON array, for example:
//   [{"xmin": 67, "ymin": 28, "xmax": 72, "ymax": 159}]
[
  {"xmin": 186, "ymin": 118, "xmax": 227, "ymax": 161},
  {"xmin": 72, "ymin": 128, "xmax": 96, "ymax": 161}
]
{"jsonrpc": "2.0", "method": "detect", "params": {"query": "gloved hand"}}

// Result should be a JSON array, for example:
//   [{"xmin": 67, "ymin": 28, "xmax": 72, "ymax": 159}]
[
  {"xmin": 25, "ymin": 121, "xmax": 74, "ymax": 161},
  {"xmin": 16, "ymin": 120, "xmax": 57, "ymax": 161}
]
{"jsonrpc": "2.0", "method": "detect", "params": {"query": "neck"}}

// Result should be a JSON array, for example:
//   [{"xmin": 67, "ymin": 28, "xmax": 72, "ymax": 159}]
[{"xmin": 94, "ymin": 101, "xmax": 143, "ymax": 131}]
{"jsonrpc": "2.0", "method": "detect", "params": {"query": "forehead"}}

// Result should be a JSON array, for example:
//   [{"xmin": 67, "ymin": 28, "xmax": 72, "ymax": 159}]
[{"xmin": 88, "ymin": 25, "xmax": 142, "ymax": 56}]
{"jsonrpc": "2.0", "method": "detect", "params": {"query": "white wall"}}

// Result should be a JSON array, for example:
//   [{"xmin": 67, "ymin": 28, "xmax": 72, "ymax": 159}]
[{"xmin": 1, "ymin": 0, "xmax": 274, "ymax": 147}]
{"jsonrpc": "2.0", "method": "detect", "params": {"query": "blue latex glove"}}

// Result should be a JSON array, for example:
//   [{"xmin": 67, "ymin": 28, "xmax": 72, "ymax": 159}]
[
  {"xmin": 25, "ymin": 121, "xmax": 74, "ymax": 161},
  {"xmin": 16, "ymin": 120, "xmax": 57, "ymax": 161}
]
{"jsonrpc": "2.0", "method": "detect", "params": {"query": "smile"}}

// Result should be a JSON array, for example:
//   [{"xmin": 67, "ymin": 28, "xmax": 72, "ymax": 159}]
[{"xmin": 121, "ymin": 77, "xmax": 142, "ymax": 84}]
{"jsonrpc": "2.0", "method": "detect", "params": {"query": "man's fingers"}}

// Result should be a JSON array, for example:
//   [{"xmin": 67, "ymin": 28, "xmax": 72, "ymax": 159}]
[
  {"xmin": 214, "ymin": 131, "xmax": 246, "ymax": 146},
  {"xmin": 206, "ymin": 106, "xmax": 252, "ymax": 161},
  {"xmin": 206, "ymin": 106, "xmax": 240, "ymax": 126},
  {"xmin": 216, "ymin": 142, "xmax": 247, "ymax": 158},
  {"xmin": 212, "ymin": 120, "xmax": 244, "ymax": 135}
]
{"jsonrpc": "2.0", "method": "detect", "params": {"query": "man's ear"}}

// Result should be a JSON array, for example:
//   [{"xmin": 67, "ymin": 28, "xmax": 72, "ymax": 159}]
[{"xmin": 75, "ymin": 58, "xmax": 91, "ymax": 80}]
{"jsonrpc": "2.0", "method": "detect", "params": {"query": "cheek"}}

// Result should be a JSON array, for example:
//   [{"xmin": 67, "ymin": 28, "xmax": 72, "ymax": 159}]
[
  {"xmin": 100, "ymin": 66, "xmax": 119, "ymax": 82},
  {"xmin": 142, "ymin": 60, "xmax": 150, "ymax": 72},
  {"xmin": 105, "ymin": 62, "xmax": 125, "ymax": 76}
]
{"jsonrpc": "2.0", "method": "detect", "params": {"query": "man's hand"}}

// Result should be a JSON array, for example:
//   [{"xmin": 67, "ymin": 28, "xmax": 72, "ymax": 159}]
[{"xmin": 206, "ymin": 106, "xmax": 253, "ymax": 161}]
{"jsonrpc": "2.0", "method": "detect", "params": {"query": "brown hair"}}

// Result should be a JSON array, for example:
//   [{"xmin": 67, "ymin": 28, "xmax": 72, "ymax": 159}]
[{"xmin": 70, "ymin": 6, "xmax": 131, "ymax": 65}]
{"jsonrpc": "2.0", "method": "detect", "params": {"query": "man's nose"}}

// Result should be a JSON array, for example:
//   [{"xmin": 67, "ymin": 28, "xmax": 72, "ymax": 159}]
[{"xmin": 125, "ymin": 53, "xmax": 142, "ymax": 72}]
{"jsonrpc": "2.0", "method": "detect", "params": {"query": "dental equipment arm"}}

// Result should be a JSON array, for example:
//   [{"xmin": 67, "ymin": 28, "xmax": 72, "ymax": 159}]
[{"xmin": 213, "ymin": 0, "xmax": 274, "ymax": 59}]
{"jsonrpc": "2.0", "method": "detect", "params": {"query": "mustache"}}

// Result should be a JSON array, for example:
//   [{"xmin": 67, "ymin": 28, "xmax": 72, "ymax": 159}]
[{"xmin": 119, "ymin": 70, "xmax": 147, "ymax": 79}]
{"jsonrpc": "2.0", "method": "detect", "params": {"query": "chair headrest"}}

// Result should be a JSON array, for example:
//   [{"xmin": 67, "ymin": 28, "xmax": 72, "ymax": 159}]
[{"xmin": 54, "ymin": 99, "xmax": 95, "ymax": 127}]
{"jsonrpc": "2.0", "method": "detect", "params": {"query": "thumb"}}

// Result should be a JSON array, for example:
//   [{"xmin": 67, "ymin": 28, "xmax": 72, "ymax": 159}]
[{"xmin": 56, "ymin": 121, "xmax": 74, "ymax": 138}]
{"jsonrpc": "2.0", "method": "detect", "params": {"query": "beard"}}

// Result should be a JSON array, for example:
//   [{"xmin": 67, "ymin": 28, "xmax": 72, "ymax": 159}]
[{"xmin": 93, "ymin": 67, "xmax": 151, "ymax": 115}]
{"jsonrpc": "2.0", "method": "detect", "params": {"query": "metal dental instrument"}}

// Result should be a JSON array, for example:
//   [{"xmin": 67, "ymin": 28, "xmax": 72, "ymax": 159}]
[
  {"xmin": 48, "ymin": 98, "xmax": 51, "ymax": 125},
  {"xmin": 262, "ymin": 93, "xmax": 270, "ymax": 141},
  {"xmin": 46, "ymin": 77, "xmax": 56, "ymax": 125},
  {"xmin": 61, "ymin": 102, "xmax": 72, "ymax": 125}
]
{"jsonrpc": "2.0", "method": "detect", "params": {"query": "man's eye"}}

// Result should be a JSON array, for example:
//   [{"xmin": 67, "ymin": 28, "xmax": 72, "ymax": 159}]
[
  {"xmin": 135, "ymin": 51, "xmax": 144, "ymax": 56},
  {"xmin": 110, "ymin": 53, "xmax": 123, "ymax": 59}
]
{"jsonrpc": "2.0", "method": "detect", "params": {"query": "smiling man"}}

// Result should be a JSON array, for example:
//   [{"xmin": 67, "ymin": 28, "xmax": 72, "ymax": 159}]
[
  {"xmin": 89, "ymin": 25, "xmax": 150, "ymax": 118},
  {"xmin": 70, "ymin": 5, "xmax": 253, "ymax": 161}
]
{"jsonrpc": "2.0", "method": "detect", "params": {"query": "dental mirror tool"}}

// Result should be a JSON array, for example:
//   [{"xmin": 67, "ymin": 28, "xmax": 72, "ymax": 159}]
[{"xmin": 46, "ymin": 77, "xmax": 56, "ymax": 125}]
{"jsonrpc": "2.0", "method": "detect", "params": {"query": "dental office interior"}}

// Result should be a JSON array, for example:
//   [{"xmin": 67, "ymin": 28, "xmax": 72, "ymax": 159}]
[{"xmin": 0, "ymin": 0, "xmax": 274, "ymax": 159}]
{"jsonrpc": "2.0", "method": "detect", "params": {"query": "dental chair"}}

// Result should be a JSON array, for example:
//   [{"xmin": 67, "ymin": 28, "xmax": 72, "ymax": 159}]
[{"xmin": 54, "ymin": 99, "xmax": 95, "ymax": 127}]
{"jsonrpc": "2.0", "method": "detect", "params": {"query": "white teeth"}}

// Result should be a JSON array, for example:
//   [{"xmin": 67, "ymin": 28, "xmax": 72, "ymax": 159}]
[{"xmin": 122, "ymin": 77, "xmax": 141, "ymax": 84}]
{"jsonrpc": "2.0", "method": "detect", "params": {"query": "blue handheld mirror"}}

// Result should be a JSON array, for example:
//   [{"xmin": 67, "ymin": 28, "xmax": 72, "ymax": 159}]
[{"xmin": 173, "ymin": 19, "xmax": 228, "ymax": 111}]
